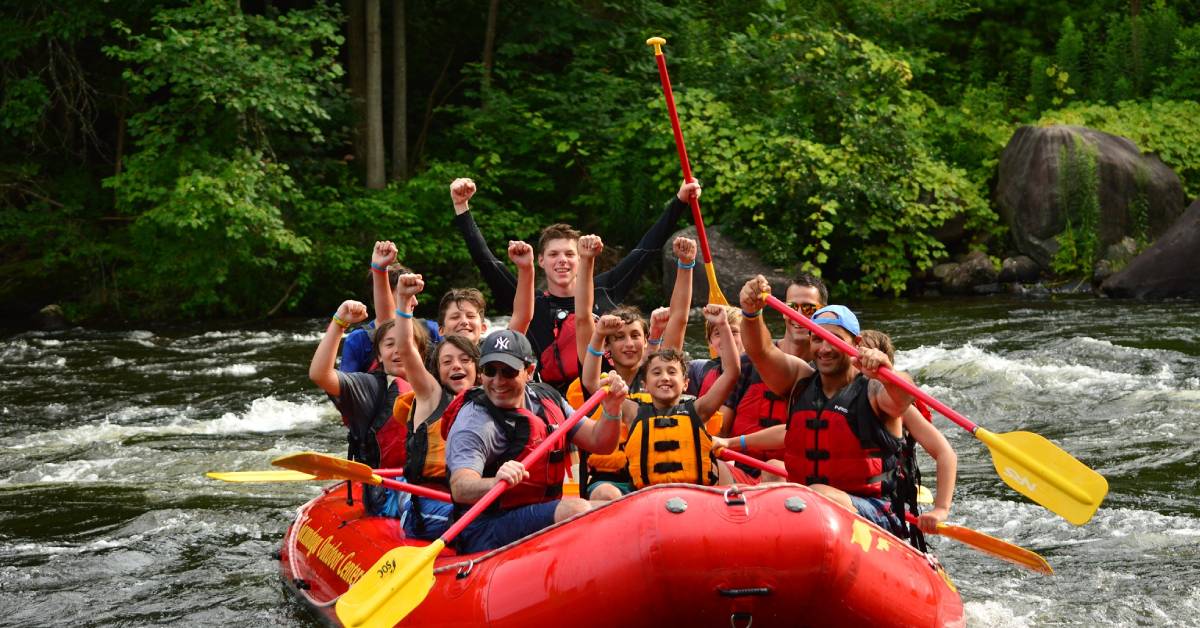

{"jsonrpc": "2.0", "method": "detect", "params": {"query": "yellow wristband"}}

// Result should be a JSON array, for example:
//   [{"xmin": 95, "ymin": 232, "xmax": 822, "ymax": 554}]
[{"xmin": 331, "ymin": 314, "xmax": 350, "ymax": 329}]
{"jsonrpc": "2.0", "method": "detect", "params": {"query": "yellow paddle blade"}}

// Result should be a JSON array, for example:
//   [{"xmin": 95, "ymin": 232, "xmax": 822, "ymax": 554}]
[
  {"xmin": 978, "ymin": 429, "xmax": 1108, "ymax": 526},
  {"xmin": 206, "ymin": 470, "xmax": 317, "ymax": 482},
  {"xmin": 703, "ymin": 261, "xmax": 728, "ymax": 306},
  {"xmin": 935, "ymin": 522, "xmax": 1054, "ymax": 575},
  {"xmin": 272, "ymin": 452, "xmax": 379, "ymax": 484},
  {"xmin": 336, "ymin": 541, "xmax": 442, "ymax": 628},
  {"xmin": 917, "ymin": 484, "xmax": 933, "ymax": 505}
]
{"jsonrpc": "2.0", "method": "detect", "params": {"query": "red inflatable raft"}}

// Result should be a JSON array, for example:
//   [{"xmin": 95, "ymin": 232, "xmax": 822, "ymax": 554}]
[{"xmin": 279, "ymin": 482, "xmax": 964, "ymax": 627}]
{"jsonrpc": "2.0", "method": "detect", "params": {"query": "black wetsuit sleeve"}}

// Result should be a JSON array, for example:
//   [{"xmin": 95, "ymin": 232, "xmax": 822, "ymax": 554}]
[
  {"xmin": 453, "ymin": 210, "xmax": 518, "ymax": 309},
  {"xmin": 594, "ymin": 196, "xmax": 687, "ymax": 307}
]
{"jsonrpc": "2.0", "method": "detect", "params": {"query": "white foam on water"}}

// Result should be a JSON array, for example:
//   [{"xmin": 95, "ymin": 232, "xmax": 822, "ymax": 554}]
[
  {"xmin": 5, "ymin": 396, "xmax": 334, "ymax": 450},
  {"xmin": 199, "ymin": 364, "xmax": 258, "ymax": 377},
  {"xmin": 898, "ymin": 342, "xmax": 1172, "ymax": 395},
  {"xmin": 29, "ymin": 356, "xmax": 67, "ymax": 370},
  {"xmin": 963, "ymin": 599, "xmax": 1035, "ymax": 627},
  {"xmin": 107, "ymin": 357, "xmax": 127, "ymax": 367}
]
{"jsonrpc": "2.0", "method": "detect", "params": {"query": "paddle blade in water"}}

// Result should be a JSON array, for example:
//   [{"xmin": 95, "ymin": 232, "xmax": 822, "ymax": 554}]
[
  {"xmin": 936, "ymin": 522, "xmax": 1054, "ymax": 575},
  {"xmin": 336, "ymin": 542, "xmax": 442, "ymax": 628},
  {"xmin": 978, "ymin": 429, "xmax": 1108, "ymax": 526},
  {"xmin": 272, "ymin": 452, "xmax": 376, "ymax": 484},
  {"xmin": 206, "ymin": 470, "xmax": 316, "ymax": 482}
]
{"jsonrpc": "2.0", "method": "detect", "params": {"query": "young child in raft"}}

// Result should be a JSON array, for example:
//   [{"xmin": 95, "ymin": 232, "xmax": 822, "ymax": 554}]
[
  {"xmin": 569, "ymin": 234, "xmax": 696, "ymax": 498},
  {"xmin": 389, "ymin": 273, "xmax": 482, "ymax": 539},
  {"xmin": 859, "ymin": 329, "xmax": 956, "ymax": 533},
  {"xmin": 583, "ymin": 305, "xmax": 741, "ymax": 498}
]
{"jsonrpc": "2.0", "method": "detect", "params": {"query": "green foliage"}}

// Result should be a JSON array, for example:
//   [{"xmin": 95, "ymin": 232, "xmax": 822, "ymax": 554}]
[
  {"xmin": 1051, "ymin": 136, "xmax": 1100, "ymax": 276},
  {"xmin": 1038, "ymin": 100, "xmax": 1200, "ymax": 199},
  {"xmin": 686, "ymin": 17, "xmax": 995, "ymax": 295},
  {"xmin": 101, "ymin": 0, "xmax": 344, "ymax": 316}
]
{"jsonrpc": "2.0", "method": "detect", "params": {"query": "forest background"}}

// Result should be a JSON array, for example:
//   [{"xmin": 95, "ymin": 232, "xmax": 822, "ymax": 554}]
[{"xmin": 2, "ymin": 0, "xmax": 1198, "ymax": 321}]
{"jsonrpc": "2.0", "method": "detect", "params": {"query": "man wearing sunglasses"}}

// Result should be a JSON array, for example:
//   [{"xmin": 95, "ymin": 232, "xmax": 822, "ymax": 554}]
[
  {"xmin": 444, "ymin": 330, "xmax": 629, "ymax": 554},
  {"xmin": 777, "ymin": 273, "xmax": 828, "ymax": 362}
]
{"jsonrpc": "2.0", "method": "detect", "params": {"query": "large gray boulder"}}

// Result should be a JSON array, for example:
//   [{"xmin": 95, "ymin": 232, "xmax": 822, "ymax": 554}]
[
  {"xmin": 1100, "ymin": 198, "xmax": 1200, "ymax": 299},
  {"xmin": 662, "ymin": 225, "xmax": 797, "ymax": 306},
  {"xmin": 995, "ymin": 125, "xmax": 1185, "ymax": 268}
]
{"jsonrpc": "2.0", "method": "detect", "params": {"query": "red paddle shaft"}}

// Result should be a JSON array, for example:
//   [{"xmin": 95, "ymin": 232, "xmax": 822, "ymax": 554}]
[
  {"xmin": 651, "ymin": 47, "xmax": 714, "ymax": 264},
  {"xmin": 764, "ymin": 295, "xmax": 981, "ymax": 434}
]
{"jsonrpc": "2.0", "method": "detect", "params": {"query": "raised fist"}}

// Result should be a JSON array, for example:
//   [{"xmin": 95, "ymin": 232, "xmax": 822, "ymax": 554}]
[
  {"xmin": 394, "ymin": 273, "xmax": 424, "ymax": 299},
  {"xmin": 508, "ymin": 240, "xmax": 534, "ymax": 269},
  {"xmin": 450, "ymin": 178, "xmax": 477, "ymax": 214},
  {"xmin": 336, "ymin": 300, "xmax": 369, "ymax": 325},
  {"xmin": 578, "ymin": 234, "xmax": 604, "ymax": 260},
  {"xmin": 739, "ymin": 275, "xmax": 771, "ymax": 315},
  {"xmin": 372, "ymin": 240, "xmax": 398, "ymax": 268},
  {"xmin": 673, "ymin": 236, "xmax": 697, "ymax": 266},
  {"xmin": 596, "ymin": 314, "xmax": 623, "ymax": 336}
]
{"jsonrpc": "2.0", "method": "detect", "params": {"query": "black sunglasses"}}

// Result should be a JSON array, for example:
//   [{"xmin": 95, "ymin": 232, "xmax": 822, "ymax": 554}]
[
  {"xmin": 482, "ymin": 363, "xmax": 521, "ymax": 379},
  {"xmin": 786, "ymin": 302, "xmax": 821, "ymax": 317}
]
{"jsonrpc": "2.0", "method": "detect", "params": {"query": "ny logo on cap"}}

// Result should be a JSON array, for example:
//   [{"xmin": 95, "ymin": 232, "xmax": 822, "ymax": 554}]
[{"xmin": 494, "ymin": 336, "xmax": 511, "ymax": 351}]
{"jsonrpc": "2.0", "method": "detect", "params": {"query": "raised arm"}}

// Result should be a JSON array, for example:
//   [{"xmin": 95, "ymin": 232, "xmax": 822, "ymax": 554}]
[
  {"xmin": 903, "ymin": 406, "xmax": 957, "ymax": 532},
  {"xmin": 739, "ymin": 275, "xmax": 812, "ymax": 396},
  {"xmin": 450, "ymin": 177, "xmax": 518, "ymax": 308},
  {"xmin": 859, "ymin": 350, "xmax": 916, "ymax": 420},
  {"xmin": 581, "ymin": 315, "xmax": 622, "ymax": 395},
  {"xmin": 569, "ymin": 370, "xmax": 629, "ymax": 455},
  {"xmin": 696, "ymin": 304, "xmax": 740, "ymax": 420},
  {"xmin": 371, "ymin": 240, "xmax": 398, "ymax": 327},
  {"xmin": 309, "ymin": 300, "xmax": 369, "ymax": 396},
  {"xmin": 593, "ymin": 181, "xmax": 693, "ymax": 303},
  {"xmin": 662, "ymin": 236, "xmax": 696, "ymax": 351},
  {"xmin": 393, "ymin": 273, "xmax": 442, "ymax": 404},
  {"xmin": 647, "ymin": 307, "xmax": 670, "ymax": 349},
  {"xmin": 507, "ymin": 240, "xmax": 535, "ymax": 334},
  {"xmin": 573, "ymin": 234, "xmax": 603, "ymax": 363}
]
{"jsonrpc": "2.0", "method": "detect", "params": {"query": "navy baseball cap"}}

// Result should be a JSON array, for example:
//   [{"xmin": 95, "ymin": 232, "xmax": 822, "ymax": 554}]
[{"xmin": 479, "ymin": 329, "xmax": 536, "ymax": 370}]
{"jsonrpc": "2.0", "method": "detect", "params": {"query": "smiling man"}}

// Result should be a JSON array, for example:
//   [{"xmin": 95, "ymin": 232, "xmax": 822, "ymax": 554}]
[
  {"xmin": 449, "ymin": 177, "xmax": 693, "ymax": 392},
  {"xmin": 443, "ymin": 329, "xmax": 629, "ymax": 553},
  {"xmin": 713, "ymin": 276, "xmax": 917, "ymax": 537}
]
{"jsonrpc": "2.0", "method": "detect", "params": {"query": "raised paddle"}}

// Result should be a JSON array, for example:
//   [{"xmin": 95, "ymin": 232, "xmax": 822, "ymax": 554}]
[
  {"xmin": 272, "ymin": 452, "xmax": 452, "ymax": 502},
  {"xmin": 205, "ymin": 467, "xmax": 405, "ymax": 483},
  {"xmin": 646, "ymin": 36, "xmax": 727, "ymax": 307},
  {"xmin": 716, "ymin": 448, "xmax": 1052, "ymax": 574},
  {"xmin": 335, "ymin": 387, "xmax": 610, "ymax": 628},
  {"xmin": 762, "ymin": 294, "xmax": 1108, "ymax": 525}
]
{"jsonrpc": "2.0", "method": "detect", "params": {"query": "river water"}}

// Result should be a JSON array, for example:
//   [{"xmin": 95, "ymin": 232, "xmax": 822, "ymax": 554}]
[{"xmin": 1, "ymin": 296, "xmax": 1197, "ymax": 626}]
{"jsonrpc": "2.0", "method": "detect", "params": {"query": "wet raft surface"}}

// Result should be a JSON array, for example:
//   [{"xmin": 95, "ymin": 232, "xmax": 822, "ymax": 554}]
[{"xmin": 1, "ymin": 296, "xmax": 1197, "ymax": 626}]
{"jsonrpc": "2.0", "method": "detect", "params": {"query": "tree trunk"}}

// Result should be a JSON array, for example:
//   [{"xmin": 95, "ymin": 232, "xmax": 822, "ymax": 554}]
[
  {"xmin": 347, "ymin": 0, "xmax": 367, "ymax": 166},
  {"xmin": 390, "ymin": 0, "xmax": 408, "ymax": 181},
  {"xmin": 365, "ymin": 0, "xmax": 385, "ymax": 189},
  {"xmin": 481, "ymin": 0, "xmax": 500, "ymax": 93}
]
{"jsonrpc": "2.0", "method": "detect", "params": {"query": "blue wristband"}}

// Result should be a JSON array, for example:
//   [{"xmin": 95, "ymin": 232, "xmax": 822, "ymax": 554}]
[
  {"xmin": 741, "ymin": 309, "xmax": 761, "ymax": 319},
  {"xmin": 740, "ymin": 435, "xmax": 747, "ymax": 450},
  {"xmin": 677, "ymin": 259, "xmax": 696, "ymax": 270},
  {"xmin": 648, "ymin": 338, "xmax": 663, "ymax": 346},
  {"xmin": 394, "ymin": 309, "xmax": 413, "ymax": 319},
  {"xmin": 370, "ymin": 262, "xmax": 387, "ymax": 273},
  {"xmin": 586, "ymin": 345, "xmax": 605, "ymax": 357}
]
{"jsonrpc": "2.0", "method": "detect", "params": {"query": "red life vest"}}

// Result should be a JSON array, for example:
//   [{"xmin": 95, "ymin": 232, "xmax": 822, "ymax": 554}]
[
  {"xmin": 694, "ymin": 359, "xmax": 721, "ymax": 397},
  {"xmin": 731, "ymin": 372, "xmax": 789, "ymax": 462},
  {"xmin": 442, "ymin": 383, "xmax": 569, "ymax": 511},
  {"xmin": 346, "ymin": 372, "xmax": 408, "ymax": 470},
  {"xmin": 783, "ymin": 374, "xmax": 903, "ymax": 499},
  {"xmin": 537, "ymin": 301, "xmax": 579, "ymax": 389}
]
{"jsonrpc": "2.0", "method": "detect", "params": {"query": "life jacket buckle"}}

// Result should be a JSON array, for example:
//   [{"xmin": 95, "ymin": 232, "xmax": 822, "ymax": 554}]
[
  {"xmin": 805, "ymin": 418, "xmax": 829, "ymax": 429},
  {"xmin": 805, "ymin": 448, "xmax": 830, "ymax": 461},
  {"xmin": 758, "ymin": 418, "xmax": 782, "ymax": 428},
  {"xmin": 654, "ymin": 417, "xmax": 679, "ymax": 428}
]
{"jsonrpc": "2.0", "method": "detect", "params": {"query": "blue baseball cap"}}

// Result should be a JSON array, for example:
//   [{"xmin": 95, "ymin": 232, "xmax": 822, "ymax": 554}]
[{"xmin": 811, "ymin": 305, "xmax": 861, "ymax": 337}]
